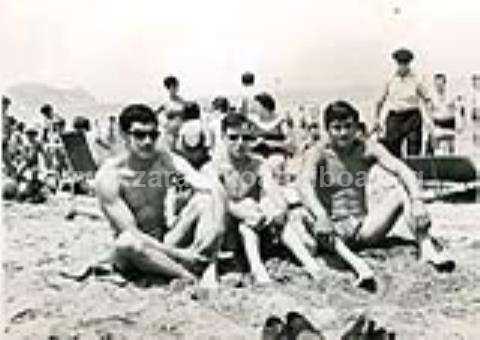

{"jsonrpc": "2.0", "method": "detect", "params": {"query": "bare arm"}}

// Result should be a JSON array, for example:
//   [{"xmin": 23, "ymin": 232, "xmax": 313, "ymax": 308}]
[
  {"xmin": 296, "ymin": 147, "xmax": 330, "ymax": 224},
  {"xmin": 375, "ymin": 82, "xmax": 389, "ymax": 125},
  {"xmin": 368, "ymin": 140, "xmax": 422, "ymax": 201},
  {"xmin": 259, "ymin": 162, "xmax": 288, "ymax": 213},
  {"xmin": 417, "ymin": 79, "xmax": 435, "ymax": 131},
  {"xmin": 170, "ymin": 152, "xmax": 214, "ymax": 192}
]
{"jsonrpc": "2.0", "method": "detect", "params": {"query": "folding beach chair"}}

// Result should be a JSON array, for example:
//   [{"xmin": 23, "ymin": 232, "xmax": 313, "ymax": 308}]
[{"xmin": 61, "ymin": 131, "xmax": 97, "ymax": 175}]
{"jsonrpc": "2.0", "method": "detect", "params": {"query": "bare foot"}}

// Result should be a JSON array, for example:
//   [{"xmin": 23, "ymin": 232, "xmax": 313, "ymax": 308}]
[{"xmin": 253, "ymin": 270, "xmax": 273, "ymax": 286}]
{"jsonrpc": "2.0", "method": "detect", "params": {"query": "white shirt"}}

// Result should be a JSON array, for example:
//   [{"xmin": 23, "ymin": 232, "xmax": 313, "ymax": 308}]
[{"xmin": 382, "ymin": 72, "xmax": 430, "ymax": 112}]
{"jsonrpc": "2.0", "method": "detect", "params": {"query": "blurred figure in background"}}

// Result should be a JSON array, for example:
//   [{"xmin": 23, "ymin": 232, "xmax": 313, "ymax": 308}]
[{"xmin": 374, "ymin": 48, "xmax": 434, "ymax": 157}]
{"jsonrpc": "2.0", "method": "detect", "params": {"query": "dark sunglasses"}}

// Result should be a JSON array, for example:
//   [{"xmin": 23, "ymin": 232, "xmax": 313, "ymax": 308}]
[
  {"xmin": 227, "ymin": 133, "xmax": 257, "ymax": 142},
  {"xmin": 166, "ymin": 112, "xmax": 182, "ymax": 120},
  {"xmin": 129, "ymin": 129, "xmax": 160, "ymax": 141}
]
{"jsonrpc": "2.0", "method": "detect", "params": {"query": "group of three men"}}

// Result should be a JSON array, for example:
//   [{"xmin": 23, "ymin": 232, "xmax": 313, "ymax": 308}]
[{"xmin": 95, "ymin": 92, "xmax": 454, "ymax": 288}]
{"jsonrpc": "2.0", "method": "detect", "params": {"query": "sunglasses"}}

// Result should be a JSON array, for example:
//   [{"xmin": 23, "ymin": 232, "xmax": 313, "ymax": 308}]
[
  {"xmin": 227, "ymin": 133, "xmax": 257, "ymax": 142},
  {"xmin": 128, "ymin": 129, "xmax": 160, "ymax": 141},
  {"xmin": 166, "ymin": 112, "xmax": 182, "ymax": 120}
]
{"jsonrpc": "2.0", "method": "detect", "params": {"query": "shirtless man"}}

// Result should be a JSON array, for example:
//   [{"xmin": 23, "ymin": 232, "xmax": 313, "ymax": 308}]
[
  {"xmin": 207, "ymin": 113, "xmax": 321, "ymax": 283},
  {"xmin": 299, "ymin": 100, "xmax": 454, "ymax": 288},
  {"xmin": 95, "ymin": 104, "xmax": 225, "ymax": 286}
]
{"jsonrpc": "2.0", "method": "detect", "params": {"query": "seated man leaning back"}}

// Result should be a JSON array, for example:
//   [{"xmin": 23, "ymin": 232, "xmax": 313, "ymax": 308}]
[
  {"xmin": 298, "ymin": 100, "xmax": 455, "ymax": 288},
  {"xmin": 95, "ymin": 104, "xmax": 225, "ymax": 287}
]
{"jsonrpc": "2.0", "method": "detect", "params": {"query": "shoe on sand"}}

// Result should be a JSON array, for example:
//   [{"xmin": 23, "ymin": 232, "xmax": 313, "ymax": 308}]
[
  {"xmin": 354, "ymin": 276, "xmax": 377, "ymax": 293},
  {"xmin": 284, "ymin": 311, "xmax": 326, "ymax": 340},
  {"xmin": 261, "ymin": 315, "xmax": 284, "ymax": 340}
]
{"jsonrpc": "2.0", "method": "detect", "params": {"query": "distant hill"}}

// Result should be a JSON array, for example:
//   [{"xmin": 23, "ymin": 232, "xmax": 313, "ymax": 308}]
[{"xmin": 4, "ymin": 83, "xmax": 123, "ymax": 125}]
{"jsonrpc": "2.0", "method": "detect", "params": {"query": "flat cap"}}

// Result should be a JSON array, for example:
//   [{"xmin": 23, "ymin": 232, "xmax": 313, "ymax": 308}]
[{"xmin": 392, "ymin": 48, "xmax": 414, "ymax": 63}]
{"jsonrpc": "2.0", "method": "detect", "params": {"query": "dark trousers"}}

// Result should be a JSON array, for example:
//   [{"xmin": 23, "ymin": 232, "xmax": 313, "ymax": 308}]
[{"xmin": 383, "ymin": 109, "xmax": 423, "ymax": 158}]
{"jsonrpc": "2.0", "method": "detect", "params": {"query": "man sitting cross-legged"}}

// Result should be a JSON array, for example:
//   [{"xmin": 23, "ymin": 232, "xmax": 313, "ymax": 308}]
[
  {"xmin": 298, "ymin": 100, "xmax": 454, "ymax": 288},
  {"xmin": 206, "ymin": 114, "xmax": 322, "ymax": 284},
  {"xmin": 95, "ymin": 104, "xmax": 225, "ymax": 287}
]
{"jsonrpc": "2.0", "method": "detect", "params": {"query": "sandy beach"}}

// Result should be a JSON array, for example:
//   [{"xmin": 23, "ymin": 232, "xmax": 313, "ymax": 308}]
[{"xmin": 2, "ymin": 191, "xmax": 480, "ymax": 339}]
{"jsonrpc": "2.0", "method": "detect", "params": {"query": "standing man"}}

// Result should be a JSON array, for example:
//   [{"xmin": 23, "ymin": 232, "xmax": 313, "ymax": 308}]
[
  {"xmin": 374, "ymin": 48, "xmax": 435, "ymax": 158},
  {"xmin": 428, "ymin": 73, "xmax": 458, "ymax": 154},
  {"xmin": 2, "ymin": 96, "xmax": 14, "ymax": 176},
  {"xmin": 468, "ymin": 74, "xmax": 480, "ymax": 149},
  {"xmin": 160, "ymin": 75, "xmax": 186, "ymax": 115},
  {"xmin": 239, "ymin": 71, "xmax": 256, "ymax": 116}
]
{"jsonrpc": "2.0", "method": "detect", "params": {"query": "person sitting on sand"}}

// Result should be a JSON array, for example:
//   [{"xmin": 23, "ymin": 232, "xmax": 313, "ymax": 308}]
[
  {"xmin": 15, "ymin": 125, "xmax": 49, "ymax": 203},
  {"xmin": 205, "ymin": 113, "xmax": 320, "ymax": 283},
  {"xmin": 95, "ymin": 104, "xmax": 225, "ymax": 286},
  {"xmin": 298, "ymin": 100, "xmax": 454, "ymax": 289}
]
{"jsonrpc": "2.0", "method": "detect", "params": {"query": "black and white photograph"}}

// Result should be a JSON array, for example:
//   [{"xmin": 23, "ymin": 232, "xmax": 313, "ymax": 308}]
[{"xmin": 1, "ymin": 0, "xmax": 480, "ymax": 338}]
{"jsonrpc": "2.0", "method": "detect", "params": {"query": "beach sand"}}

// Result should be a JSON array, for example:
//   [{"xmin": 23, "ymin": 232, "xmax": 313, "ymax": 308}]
[{"xmin": 3, "ymin": 191, "xmax": 480, "ymax": 339}]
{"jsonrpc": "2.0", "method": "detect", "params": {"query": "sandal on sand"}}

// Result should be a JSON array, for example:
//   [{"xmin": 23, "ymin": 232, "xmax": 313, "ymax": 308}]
[
  {"xmin": 59, "ymin": 260, "xmax": 127, "ymax": 286},
  {"xmin": 284, "ymin": 311, "xmax": 326, "ymax": 340},
  {"xmin": 354, "ymin": 276, "xmax": 377, "ymax": 293},
  {"xmin": 341, "ymin": 313, "xmax": 396, "ymax": 340}
]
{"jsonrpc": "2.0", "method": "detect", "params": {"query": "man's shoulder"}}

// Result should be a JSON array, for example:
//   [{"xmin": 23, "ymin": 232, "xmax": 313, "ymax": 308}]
[
  {"xmin": 304, "ymin": 140, "xmax": 329, "ymax": 160},
  {"xmin": 96, "ymin": 154, "xmax": 127, "ymax": 181}
]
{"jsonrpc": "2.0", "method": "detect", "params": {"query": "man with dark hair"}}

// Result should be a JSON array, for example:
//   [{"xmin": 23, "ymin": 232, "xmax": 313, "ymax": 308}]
[
  {"xmin": 95, "ymin": 104, "xmax": 225, "ymax": 286},
  {"xmin": 163, "ymin": 75, "xmax": 179, "ymax": 92},
  {"xmin": 239, "ymin": 71, "xmax": 256, "ymax": 116},
  {"xmin": 428, "ymin": 73, "xmax": 457, "ymax": 154},
  {"xmin": 299, "ymin": 100, "xmax": 454, "ymax": 288},
  {"xmin": 374, "ymin": 48, "xmax": 434, "ymax": 157},
  {"xmin": 160, "ymin": 75, "xmax": 186, "ymax": 118},
  {"xmin": 206, "ymin": 113, "xmax": 321, "ymax": 283}
]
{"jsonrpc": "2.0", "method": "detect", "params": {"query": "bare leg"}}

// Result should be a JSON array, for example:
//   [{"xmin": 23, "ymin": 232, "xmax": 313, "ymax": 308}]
[
  {"xmin": 238, "ymin": 223, "xmax": 272, "ymax": 284},
  {"xmin": 358, "ymin": 187, "xmax": 453, "ymax": 270},
  {"xmin": 281, "ymin": 219, "xmax": 322, "ymax": 280},
  {"xmin": 199, "ymin": 261, "xmax": 219, "ymax": 289},
  {"xmin": 288, "ymin": 208, "xmax": 317, "ymax": 253},
  {"xmin": 333, "ymin": 238, "xmax": 374, "ymax": 288},
  {"xmin": 114, "ymin": 231, "xmax": 195, "ymax": 281},
  {"xmin": 190, "ymin": 192, "xmax": 226, "ymax": 255},
  {"xmin": 164, "ymin": 193, "xmax": 203, "ymax": 246},
  {"xmin": 356, "ymin": 187, "xmax": 405, "ymax": 245}
]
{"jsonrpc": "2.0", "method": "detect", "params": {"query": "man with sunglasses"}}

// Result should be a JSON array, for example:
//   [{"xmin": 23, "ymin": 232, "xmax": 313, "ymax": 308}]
[
  {"xmin": 95, "ymin": 104, "xmax": 225, "ymax": 286},
  {"xmin": 205, "ymin": 114, "xmax": 321, "ymax": 284},
  {"xmin": 299, "ymin": 100, "xmax": 454, "ymax": 289}
]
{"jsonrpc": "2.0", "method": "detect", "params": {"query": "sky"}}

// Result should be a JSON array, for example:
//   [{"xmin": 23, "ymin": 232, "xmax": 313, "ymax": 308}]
[{"xmin": 1, "ymin": 0, "xmax": 480, "ymax": 103}]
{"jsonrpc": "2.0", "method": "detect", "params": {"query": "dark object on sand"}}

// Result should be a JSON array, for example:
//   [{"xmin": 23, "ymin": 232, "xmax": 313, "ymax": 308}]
[
  {"xmin": 2, "ymin": 177, "xmax": 18, "ymax": 200},
  {"xmin": 341, "ymin": 314, "xmax": 395, "ymax": 340},
  {"xmin": 262, "ymin": 312, "xmax": 325, "ymax": 340},
  {"xmin": 262, "ymin": 315, "xmax": 285, "ymax": 340}
]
